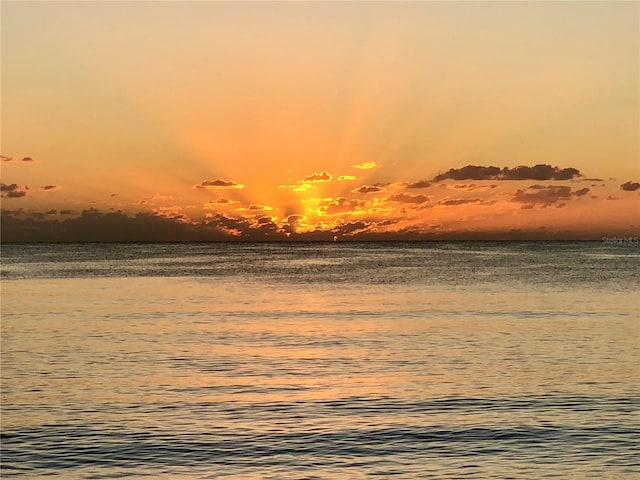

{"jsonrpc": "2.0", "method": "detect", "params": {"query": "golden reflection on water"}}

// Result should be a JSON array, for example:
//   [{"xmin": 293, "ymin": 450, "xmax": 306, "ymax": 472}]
[
  {"xmin": 1, "ymin": 267, "xmax": 639, "ymax": 480},
  {"xmin": 3, "ymin": 276, "xmax": 637, "ymax": 414}
]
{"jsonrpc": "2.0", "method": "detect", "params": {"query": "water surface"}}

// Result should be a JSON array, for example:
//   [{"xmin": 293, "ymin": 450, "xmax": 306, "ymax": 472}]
[{"xmin": 1, "ymin": 242, "xmax": 638, "ymax": 478}]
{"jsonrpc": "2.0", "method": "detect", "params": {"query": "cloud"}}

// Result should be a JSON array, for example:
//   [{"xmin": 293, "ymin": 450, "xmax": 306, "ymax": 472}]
[
  {"xmin": 1, "ymin": 183, "xmax": 28, "ymax": 198},
  {"xmin": 303, "ymin": 171, "xmax": 332, "ymax": 183},
  {"xmin": 245, "ymin": 204, "xmax": 272, "ymax": 211},
  {"xmin": 40, "ymin": 185, "xmax": 61, "ymax": 191},
  {"xmin": 434, "ymin": 164, "xmax": 581, "ymax": 182},
  {"xmin": 319, "ymin": 197, "xmax": 370, "ymax": 215},
  {"xmin": 1, "ymin": 208, "xmax": 24, "ymax": 217},
  {"xmin": 337, "ymin": 175, "xmax": 356, "ymax": 181},
  {"xmin": 203, "ymin": 213, "xmax": 285, "ymax": 239},
  {"xmin": 1, "ymin": 206, "xmax": 634, "ymax": 242},
  {"xmin": 193, "ymin": 179, "xmax": 244, "ymax": 189},
  {"xmin": 203, "ymin": 198, "xmax": 235, "ymax": 209},
  {"xmin": 446, "ymin": 183, "xmax": 498, "ymax": 192},
  {"xmin": 511, "ymin": 185, "xmax": 589, "ymax": 208},
  {"xmin": 387, "ymin": 193, "xmax": 429, "ymax": 204},
  {"xmin": 438, "ymin": 198, "xmax": 484, "ymax": 206},
  {"xmin": 2, "ymin": 156, "xmax": 36, "ymax": 162},
  {"xmin": 620, "ymin": 181, "xmax": 640, "ymax": 192},
  {"xmin": 505, "ymin": 165, "xmax": 580, "ymax": 181},
  {"xmin": 286, "ymin": 214, "xmax": 305, "ymax": 224},
  {"xmin": 353, "ymin": 185, "xmax": 383, "ymax": 194},
  {"xmin": 280, "ymin": 182, "xmax": 314, "ymax": 192},
  {"xmin": 333, "ymin": 221, "xmax": 371, "ymax": 236},
  {"xmin": 152, "ymin": 206, "xmax": 187, "ymax": 220},
  {"xmin": 281, "ymin": 214, "xmax": 306, "ymax": 235},
  {"xmin": 353, "ymin": 161, "xmax": 378, "ymax": 170},
  {"xmin": 435, "ymin": 165, "xmax": 500, "ymax": 181},
  {"xmin": 149, "ymin": 194, "xmax": 174, "ymax": 201},
  {"xmin": 405, "ymin": 180, "xmax": 431, "ymax": 189},
  {"xmin": 1, "ymin": 183, "xmax": 18, "ymax": 192}
]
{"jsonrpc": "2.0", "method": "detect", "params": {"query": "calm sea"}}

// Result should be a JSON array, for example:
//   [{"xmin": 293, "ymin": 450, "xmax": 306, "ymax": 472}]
[{"xmin": 1, "ymin": 242, "xmax": 638, "ymax": 479}]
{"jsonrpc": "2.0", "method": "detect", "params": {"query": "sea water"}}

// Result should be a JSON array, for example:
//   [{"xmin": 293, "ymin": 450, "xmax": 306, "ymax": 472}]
[{"xmin": 1, "ymin": 242, "xmax": 638, "ymax": 479}]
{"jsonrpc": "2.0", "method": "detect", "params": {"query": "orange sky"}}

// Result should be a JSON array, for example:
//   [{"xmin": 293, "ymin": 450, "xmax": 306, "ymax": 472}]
[{"xmin": 1, "ymin": 1, "xmax": 638, "ymax": 241}]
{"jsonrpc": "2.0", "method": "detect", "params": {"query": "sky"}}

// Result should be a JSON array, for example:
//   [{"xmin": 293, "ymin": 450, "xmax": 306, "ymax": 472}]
[{"xmin": 1, "ymin": 1, "xmax": 639, "ymax": 241}]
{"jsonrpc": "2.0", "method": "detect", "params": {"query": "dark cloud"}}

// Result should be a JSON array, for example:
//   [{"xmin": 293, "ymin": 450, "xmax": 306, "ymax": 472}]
[
  {"xmin": 354, "ymin": 185, "xmax": 383, "ymax": 194},
  {"xmin": 45, "ymin": 209, "xmax": 58, "ymax": 215},
  {"xmin": 303, "ymin": 171, "xmax": 332, "ymax": 183},
  {"xmin": 620, "ymin": 181, "xmax": 640, "ymax": 192},
  {"xmin": 513, "ymin": 185, "xmax": 571, "ymax": 206},
  {"xmin": 1, "ymin": 207, "xmax": 632, "ymax": 242},
  {"xmin": 434, "ymin": 165, "xmax": 500, "ymax": 181},
  {"xmin": 333, "ymin": 221, "xmax": 371, "ymax": 237},
  {"xmin": 281, "ymin": 214, "xmax": 306, "ymax": 235},
  {"xmin": 0, "ymin": 208, "xmax": 24, "ymax": 217},
  {"xmin": 1, "ymin": 183, "xmax": 28, "ymax": 198},
  {"xmin": 446, "ymin": 183, "xmax": 498, "ymax": 192},
  {"xmin": 438, "ymin": 198, "xmax": 483, "ymax": 206},
  {"xmin": 111, "ymin": 193, "xmax": 119, "ymax": 197},
  {"xmin": 286, "ymin": 214, "xmax": 305, "ymax": 224},
  {"xmin": 434, "ymin": 164, "xmax": 581, "ymax": 182},
  {"xmin": 59, "ymin": 209, "xmax": 74, "ymax": 215},
  {"xmin": 194, "ymin": 179, "xmax": 243, "ymax": 189},
  {"xmin": 512, "ymin": 185, "xmax": 589, "ymax": 208},
  {"xmin": 40, "ymin": 185, "xmax": 59, "ymax": 191},
  {"xmin": 405, "ymin": 181, "xmax": 431, "ymax": 189},
  {"xmin": 504, "ymin": 165, "xmax": 580, "ymax": 181},
  {"xmin": 387, "ymin": 193, "xmax": 429, "ymax": 204},
  {"xmin": 1, "ymin": 156, "xmax": 35, "ymax": 162}
]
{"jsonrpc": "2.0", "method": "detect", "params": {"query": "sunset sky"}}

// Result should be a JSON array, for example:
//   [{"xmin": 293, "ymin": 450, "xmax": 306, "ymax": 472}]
[{"xmin": 2, "ymin": 1, "xmax": 638, "ymax": 241}]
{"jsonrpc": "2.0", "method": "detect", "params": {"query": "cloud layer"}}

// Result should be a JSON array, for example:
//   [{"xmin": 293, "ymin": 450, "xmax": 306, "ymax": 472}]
[
  {"xmin": 512, "ymin": 185, "xmax": 590, "ymax": 208},
  {"xmin": 434, "ymin": 164, "xmax": 581, "ymax": 182},
  {"xmin": 194, "ymin": 179, "xmax": 243, "ymax": 189}
]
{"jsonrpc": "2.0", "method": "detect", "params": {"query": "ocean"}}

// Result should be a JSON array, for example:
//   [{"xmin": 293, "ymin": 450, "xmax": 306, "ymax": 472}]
[{"xmin": 1, "ymin": 242, "xmax": 638, "ymax": 479}]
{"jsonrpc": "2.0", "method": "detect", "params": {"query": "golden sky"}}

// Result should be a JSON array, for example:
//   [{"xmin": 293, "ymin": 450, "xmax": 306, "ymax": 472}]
[{"xmin": 1, "ymin": 1, "xmax": 638, "ymax": 240}]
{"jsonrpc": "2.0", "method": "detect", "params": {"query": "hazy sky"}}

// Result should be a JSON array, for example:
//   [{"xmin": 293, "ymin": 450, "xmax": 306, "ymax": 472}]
[{"xmin": 2, "ymin": 1, "xmax": 638, "ymax": 240}]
